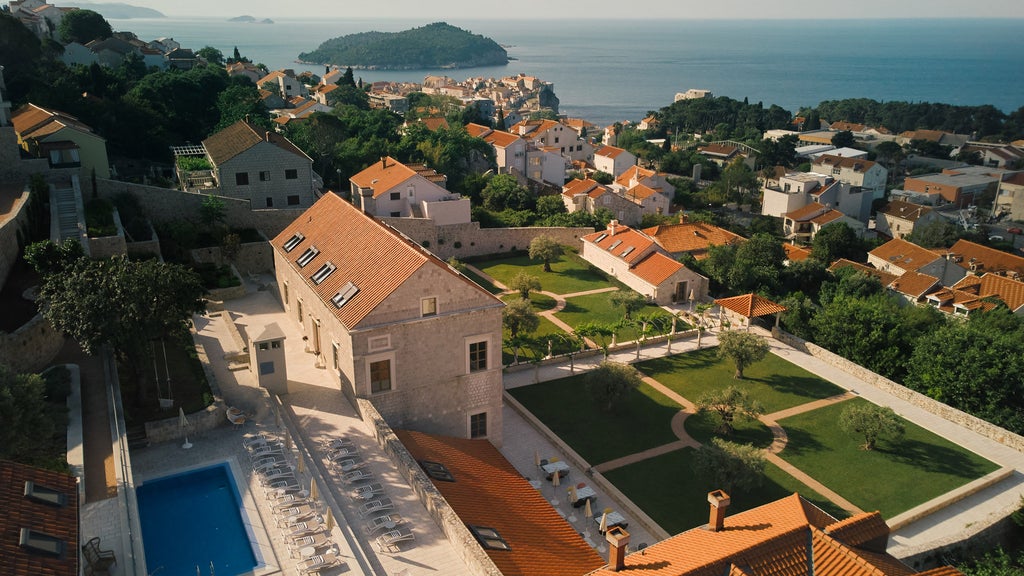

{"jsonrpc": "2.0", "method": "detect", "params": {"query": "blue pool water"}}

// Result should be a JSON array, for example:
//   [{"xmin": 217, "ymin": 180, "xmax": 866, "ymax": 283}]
[{"xmin": 137, "ymin": 463, "xmax": 258, "ymax": 576}]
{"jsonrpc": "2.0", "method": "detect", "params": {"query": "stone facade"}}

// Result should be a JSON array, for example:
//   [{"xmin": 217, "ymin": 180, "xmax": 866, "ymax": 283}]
[
  {"xmin": 190, "ymin": 238, "xmax": 274, "ymax": 275},
  {"xmin": 380, "ymin": 217, "xmax": 591, "ymax": 261},
  {"xmin": 87, "ymin": 207, "xmax": 128, "ymax": 259},
  {"xmin": 0, "ymin": 314, "xmax": 65, "ymax": 374},
  {"xmin": 0, "ymin": 182, "xmax": 30, "ymax": 287},
  {"xmin": 213, "ymin": 140, "xmax": 315, "ymax": 209}
]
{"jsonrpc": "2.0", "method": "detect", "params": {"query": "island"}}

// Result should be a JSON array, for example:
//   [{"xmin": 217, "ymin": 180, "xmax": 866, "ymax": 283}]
[
  {"xmin": 298, "ymin": 22, "xmax": 508, "ymax": 70},
  {"xmin": 228, "ymin": 15, "xmax": 273, "ymax": 23},
  {"xmin": 62, "ymin": 2, "xmax": 164, "ymax": 18}
]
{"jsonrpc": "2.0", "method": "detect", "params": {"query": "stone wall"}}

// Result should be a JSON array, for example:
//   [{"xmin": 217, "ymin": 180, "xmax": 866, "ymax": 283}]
[
  {"xmin": 87, "ymin": 207, "xmax": 128, "ymax": 259},
  {"xmin": 144, "ymin": 402, "xmax": 225, "ymax": 443},
  {"xmin": 0, "ymin": 182, "xmax": 30, "ymax": 287},
  {"xmin": 204, "ymin": 264, "xmax": 247, "ymax": 302},
  {"xmin": 357, "ymin": 398, "xmax": 504, "ymax": 576},
  {"xmin": 381, "ymin": 217, "xmax": 591, "ymax": 261},
  {"xmin": 771, "ymin": 328, "xmax": 1024, "ymax": 452},
  {"xmin": 0, "ymin": 314, "xmax": 65, "ymax": 374},
  {"xmin": 191, "ymin": 238, "xmax": 274, "ymax": 275},
  {"xmin": 125, "ymin": 222, "xmax": 161, "ymax": 259}
]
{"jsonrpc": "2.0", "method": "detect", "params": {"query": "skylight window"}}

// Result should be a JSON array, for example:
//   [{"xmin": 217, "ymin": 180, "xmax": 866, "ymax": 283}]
[
  {"xmin": 468, "ymin": 525, "xmax": 511, "ymax": 551},
  {"xmin": 19, "ymin": 528, "xmax": 66, "ymax": 557},
  {"xmin": 311, "ymin": 262, "xmax": 336, "ymax": 285},
  {"xmin": 331, "ymin": 282, "xmax": 359, "ymax": 308},
  {"xmin": 419, "ymin": 460, "xmax": 455, "ymax": 482},
  {"xmin": 608, "ymin": 240, "xmax": 622, "ymax": 251},
  {"xmin": 621, "ymin": 246, "xmax": 635, "ymax": 257},
  {"xmin": 594, "ymin": 233, "xmax": 608, "ymax": 243},
  {"xmin": 24, "ymin": 481, "xmax": 67, "ymax": 507},
  {"xmin": 297, "ymin": 246, "xmax": 320, "ymax": 267},
  {"xmin": 283, "ymin": 232, "xmax": 305, "ymax": 252}
]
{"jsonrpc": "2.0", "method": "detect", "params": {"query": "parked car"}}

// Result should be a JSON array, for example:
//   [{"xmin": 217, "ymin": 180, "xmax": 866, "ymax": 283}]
[{"xmin": 1007, "ymin": 227, "xmax": 1022, "ymax": 235}]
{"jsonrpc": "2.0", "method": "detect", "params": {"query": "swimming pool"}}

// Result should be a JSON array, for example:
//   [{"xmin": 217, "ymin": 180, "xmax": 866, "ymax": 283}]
[{"xmin": 137, "ymin": 462, "xmax": 260, "ymax": 576}]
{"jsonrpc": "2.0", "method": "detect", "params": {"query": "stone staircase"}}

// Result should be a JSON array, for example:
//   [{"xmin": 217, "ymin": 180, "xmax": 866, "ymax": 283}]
[
  {"xmin": 53, "ymin": 186, "xmax": 80, "ymax": 242},
  {"xmin": 126, "ymin": 424, "xmax": 148, "ymax": 450}
]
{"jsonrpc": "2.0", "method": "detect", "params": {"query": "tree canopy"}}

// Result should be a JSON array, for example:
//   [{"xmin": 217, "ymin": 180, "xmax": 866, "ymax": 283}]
[
  {"xmin": 503, "ymin": 298, "xmax": 540, "ymax": 340},
  {"xmin": 0, "ymin": 364, "xmax": 58, "ymax": 464},
  {"xmin": 717, "ymin": 331, "xmax": 770, "ymax": 379},
  {"xmin": 58, "ymin": 9, "xmax": 112, "ymax": 44},
  {"xmin": 586, "ymin": 361, "xmax": 642, "ymax": 412},
  {"xmin": 692, "ymin": 438, "xmax": 766, "ymax": 493},
  {"xmin": 839, "ymin": 403, "xmax": 905, "ymax": 450},
  {"xmin": 528, "ymin": 235, "xmax": 564, "ymax": 272},
  {"xmin": 696, "ymin": 385, "xmax": 766, "ymax": 435}
]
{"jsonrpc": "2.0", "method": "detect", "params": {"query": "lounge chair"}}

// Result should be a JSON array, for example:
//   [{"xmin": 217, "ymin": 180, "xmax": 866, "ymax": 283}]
[
  {"xmin": 265, "ymin": 478, "xmax": 301, "ymax": 495},
  {"xmin": 288, "ymin": 533, "xmax": 332, "ymax": 557},
  {"xmin": 328, "ymin": 458, "xmax": 364, "ymax": 473},
  {"xmin": 358, "ymin": 497, "xmax": 395, "ymax": 518},
  {"xmin": 252, "ymin": 455, "xmax": 285, "ymax": 471},
  {"xmin": 340, "ymin": 469, "xmax": 374, "ymax": 484},
  {"xmin": 242, "ymin": 432, "xmax": 270, "ymax": 448},
  {"xmin": 298, "ymin": 552, "xmax": 341, "ymax": 574},
  {"xmin": 249, "ymin": 444, "xmax": 284, "ymax": 459},
  {"xmin": 82, "ymin": 537, "xmax": 117, "ymax": 576},
  {"xmin": 272, "ymin": 496, "xmax": 310, "ymax": 510},
  {"xmin": 375, "ymin": 528, "xmax": 415, "ymax": 553},
  {"xmin": 259, "ymin": 469, "xmax": 295, "ymax": 486},
  {"xmin": 363, "ymin": 513, "xmax": 403, "ymax": 535},
  {"xmin": 351, "ymin": 482, "xmax": 384, "ymax": 500},
  {"xmin": 276, "ymin": 504, "xmax": 317, "ymax": 522},
  {"xmin": 328, "ymin": 447, "xmax": 358, "ymax": 460},
  {"xmin": 281, "ymin": 520, "xmax": 321, "ymax": 536},
  {"xmin": 321, "ymin": 437, "xmax": 355, "ymax": 450}
]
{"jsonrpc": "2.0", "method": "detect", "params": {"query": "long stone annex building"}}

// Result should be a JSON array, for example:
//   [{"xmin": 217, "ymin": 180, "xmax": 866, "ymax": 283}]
[{"xmin": 271, "ymin": 193, "xmax": 506, "ymax": 444}]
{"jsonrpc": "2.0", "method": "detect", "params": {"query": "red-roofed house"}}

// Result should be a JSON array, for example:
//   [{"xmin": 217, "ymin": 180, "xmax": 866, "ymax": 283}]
[
  {"xmin": 562, "ymin": 176, "xmax": 669, "ymax": 226},
  {"xmin": 867, "ymin": 238, "xmax": 967, "ymax": 286},
  {"xmin": 183, "ymin": 119, "xmax": 315, "ymax": 207},
  {"xmin": 257, "ymin": 69, "xmax": 308, "ymax": 99},
  {"xmin": 593, "ymin": 145, "xmax": 636, "ymax": 177},
  {"xmin": 995, "ymin": 171, "xmax": 1024, "ymax": 220},
  {"xmin": 811, "ymin": 154, "xmax": 887, "ymax": 200},
  {"xmin": 0, "ymin": 460, "xmax": 79, "ymax": 576},
  {"xmin": 396, "ymin": 430, "xmax": 605, "ymax": 576},
  {"xmin": 642, "ymin": 219, "xmax": 745, "ymax": 260},
  {"xmin": 465, "ymin": 123, "xmax": 528, "ymax": 179},
  {"xmin": 783, "ymin": 204, "xmax": 865, "ymax": 245},
  {"xmin": 11, "ymin": 103, "xmax": 110, "ymax": 178},
  {"xmin": 697, "ymin": 143, "xmax": 741, "ymax": 166},
  {"xmin": 509, "ymin": 118, "xmax": 593, "ymax": 164},
  {"xmin": 942, "ymin": 239, "xmax": 1024, "ymax": 279},
  {"xmin": 875, "ymin": 200, "xmax": 943, "ymax": 240},
  {"xmin": 272, "ymin": 194, "xmax": 505, "ymax": 443},
  {"xmin": 584, "ymin": 492, "xmax": 950, "ymax": 576},
  {"xmin": 350, "ymin": 156, "xmax": 470, "ymax": 225},
  {"xmin": 580, "ymin": 221, "xmax": 708, "ymax": 304},
  {"xmin": 947, "ymin": 273, "xmax": 1024, "ymax": 315}
]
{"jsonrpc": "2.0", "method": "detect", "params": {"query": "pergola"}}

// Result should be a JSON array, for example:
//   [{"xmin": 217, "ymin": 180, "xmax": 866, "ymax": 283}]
[{"xmin": 714, "ymin": 293, "xmax": 787, "ymax": 330}]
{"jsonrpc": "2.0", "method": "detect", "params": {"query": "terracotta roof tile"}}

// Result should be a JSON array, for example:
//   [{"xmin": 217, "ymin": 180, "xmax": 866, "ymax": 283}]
[
  {"xmin": 595, "ymin": 145, "xmax": 627, "ymax": 159},
  {"xmin": 785, "ymin": 203, "xmax": 832, "ymax": 221},
  {"xmin": 828, "ymin": 259, "xmax": 899, "ymax": 286},
  {"xmin": 349, "ymin": 156, "xmax": 418, "ymax": 198},
  {"xmin": 582, "ymin": 224, "xmax": 655, "ymax": 265},
  {"xmin": 829, "ymin": 121, "xmax": 867, "ymax": 133},
  {"xmin": 643, "ymin": 222, "xmax": 744, "ymax": 259},
  {"xmin": 888, "ymin": 272, "xmax": 940, "ymax": 299},
  {"xmin": 951, "ymin": 272, "xmax": 1024, "ymax": 311},
  {"xmin": 395, "ymin": 431, "xmax": 604, "ymax": 576},
  {"xmin": 0, "ymin": 461, "xmax": 79, "ymax": 576},
  {"xmin": 698, "ymin": 143, "xmax": 739, "ymax": 157},
  {"xmin": 631, "ymin": 251, "xmax": 684, "ymax": 285},
  {"xmin": 616, "ymin": 165, "xmax": 656, "ymax": 187},
  {"xmin": 824, "ymin": 512, "xmax": 889, "ymax": 551},
  {"xmin": 271, "ymin": 194, "xmax": 493, "ymax": 328},
  {"xmin": 12, "ymin": 104, "xmax": 97, "ymax": 141},
  {"xmin": 878, "ymin": 201, "xmax": 933, "ymax": 222},
  {"xmin": 811, "ymin": 210, "xmax": 845, "ymax": 226},
  {"xmin": 868, "ymin": 239, "xmax": 942, "ymax": 273},
  {"xmin": 202, "ymin": 120, "xmax": 309, "ymax": 165},
  {"xmin": 944, "ymin": 239, "xmax": 1024, "ymax": 276},
  {"xmin": 715, "ymin": 293, "xmax": 786, "ymax": 318},
  {"xmin": 418, "ymin": 116, "xmax": 449, "ymax": 131},
  {"xmin": 562, "ymin": 178, "xmax": 607, "ymax": 198},
  {"xmin": 783, "ymin": 243, "xmax": 812, "ymax": 262},
  {"xmin": 812, "ymin": 155, "xmax": 878, "ymax": 173}
]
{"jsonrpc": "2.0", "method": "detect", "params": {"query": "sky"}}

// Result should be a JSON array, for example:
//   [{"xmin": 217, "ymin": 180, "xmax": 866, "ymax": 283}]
[{"xmin": 90, "ymin": 0, "xmax": 1024, "ymax": 20}]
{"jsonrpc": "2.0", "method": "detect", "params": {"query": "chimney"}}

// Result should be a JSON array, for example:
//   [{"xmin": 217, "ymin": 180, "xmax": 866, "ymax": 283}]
[
  {"xmin": 381, "ymin": 157, "xmax": 387, "ymax": 169},
  {"xmin": 608, "ymin": 219, "xmax": 618, "ymax": 235},
  {"xmin": 605, "ymin": 526, "xmax": 630, "ymax": 572},
  {"xmin": 708, "ymin": 489, "xmax": 730, "ymax": 532},
  {"xmin": 265, "ymin": 131, "xmax": 271, "ymax": 142}
]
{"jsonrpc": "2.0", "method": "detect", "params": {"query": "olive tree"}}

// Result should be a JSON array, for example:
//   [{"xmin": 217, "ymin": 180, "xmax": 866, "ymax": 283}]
[
  {"xmin": 839, "ymin": 403, "xmax": 905, "ymax": 450},
  {"xmin": 717, "ymin": 330, "xmax": 770, "ymax": 379},
  {"xmin": 587, "ymin": 361, "xmax": 642, "ymax": 412}
]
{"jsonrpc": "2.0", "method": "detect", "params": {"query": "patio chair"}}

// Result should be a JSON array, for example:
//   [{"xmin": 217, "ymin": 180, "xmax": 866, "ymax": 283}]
[
  {"xmin": 252, "ymin": 455, "xmax": 286, "ymax": 471},
  {"xmin": 288, "ymin": 533, "xmax": 333, "ymax": 557},
  {"xmin": 329, "ymin": 458, "xmax": 364, "ymax": 473},
  {"xmin": 276, "ymin": 505, "xmax": 318, "ymax": 523},
  {"xmin": 265, "ymin": 478, "xmax": 301, "ymax": 495},
  {"xmin": 279, "ymin": 517, "xmax": 322, "ymax": 533},
  {"xmin": 358, "ymin": 497, "xmax": 395, "ymax": 518},
  {"xmin": 249, "ymin": 444, "xmax": 284, "ymax": 460},
  {"xmin": 242, "ymin": 432, "xmax": 270, "ymax": 448},
  {"xmin": 328, "ymin": 447, "xmax": 358, "ymax": 461},
  {"xmin": 298, "ymin": 552, "xmax": 341, "ymax": 574},
  {"xmin": 362, "ymin": 513, "xmax": 403, "ymax": 535},
  {"xmin": 321, "ymin": 437, "xmax": 355, "ymax": 450},
  {"xmin": 538, "ymin": 458, "xmax": 548, "ymax": 468},
  {"xmin": 259, "ymin": 469, "xmax": 295, "ymax": 486},
  {"xmin": 341, "ymin": 469, "xmax": 374, "ymax": 484},
  {"xmin": 82, "ymin": 537, "xmax": 116, "ymax": 576},
  {"xmin": 351, "ymin": 482, "xmax": 384, "ymax": 500},
  {"xmin": 272, "ymin": 495, "xmax": 310, "ymax": 510},
  {"xmin": 375, "ymin": 528, "xmax": 415, "ymax": 553}
]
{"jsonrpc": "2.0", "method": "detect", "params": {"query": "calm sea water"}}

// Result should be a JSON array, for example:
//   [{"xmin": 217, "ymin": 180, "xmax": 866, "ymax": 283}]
[{"xmin": 110, "ymin": 17, "xmax": 1024, "ymax": 127}]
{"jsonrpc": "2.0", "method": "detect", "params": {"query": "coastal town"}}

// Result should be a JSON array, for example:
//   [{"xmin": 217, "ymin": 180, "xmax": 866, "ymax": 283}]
[{"xmin": 3, "ymin": 3, "xmax": 1024, "ymax": 576}]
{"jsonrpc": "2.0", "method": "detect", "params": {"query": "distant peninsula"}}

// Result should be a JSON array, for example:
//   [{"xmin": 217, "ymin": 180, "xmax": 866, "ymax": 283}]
[
  {"xmin": 62, "ymin": 2, "xmax": 164, "ymax": 18},
  {"xmin": 228, "ymin": 15, "xmax": 274, "ymax": 24},
  {"xmin": 298, "ymin": 22, "xmax": 508, "ymax": 70}
]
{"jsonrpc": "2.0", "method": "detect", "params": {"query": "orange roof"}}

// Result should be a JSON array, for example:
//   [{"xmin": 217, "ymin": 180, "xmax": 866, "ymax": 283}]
[
  {"xmin": 697, "ymin": 143, "xmax": 739, "ymax": 157},
  {"xmin": 395, "ymin": 431, "xmax": 604, "ymax": 576},
  {"xmin": 642, "ymin": 222, "xmax": 744, "ymax": 258},
  {"xmin": 812, "ymin": 154, "xmax": 878, "ymax": 174},
  {"xmin": 563, "ymin": 178, "xmax": 608, "ymax": 199},
  {"xmin": 582, "ymin": 224, "xmax": 656, "ymax": 265},
  {"xmin": 271, "ymin": 194, "xmax": 491, "ymax": 329},
  {"xmin": 944, "ymin": 239, "xmax": 1024, "ymax": 277},
  {"xmin": 349, "ymin": 156, "xmax": 419, "ymax": 198},
  {"xmin": 464, "ymin": 122, "xmax": 491, "ymax": 138},
  {"xmin": 783, "ymin": 243, "xmax": 812, "ymax": 262},
  {"xmin": 595, "ymin": 145, "xmax": 628, "ymax": 159},
  {"xmin": 888, "ymin": 271, "xmax": 940, "ymax": 299},
  {"xmin": 868, "ymin": 238, "xmax": 942, "ymax": 273},
  {"xmin": 586, "ymin": 493, "xmax": 923, "ymax": 576},
  {"xmin": 202, "ymin": 119, "xmax": 309, "ymax": 166},
  {"xmin": 12, "ymin": 103, "xmax": 96, "ymax": 141},
  {"xmin": 811, "ymin": 210, "xmax": 844, "ymax": 226},
  {"xmin": 715, "ymin": 293, "xmax": 786, "ymax": 318},
  {"xmin": 0, "ymin": 460, "xmax": 79, "ymax": 576},
  {"xmin": 615, "ymin": 165, "xmax": 657, "ymax": 187},
  {"xmin": 828, "ymin": 121, "xmax": 867, "ymax": 132},
  {"xmin": 631, "ymin": 251, "xmax": 684, "ymax": 285},
  {"xmin": 510, "ymin": 118, "xmax": 562, "ymax": 138},
  {"xmin": 899, "ymin": 129, "xmax": 947, "ymax": 142},
  {"xmin": 879, "ymin": 201, "xmax": 933, "ymax": 222},
  {"xmin": 419, "ymin": 116, "xmax": 449, "ymax": 132},
  {"xmin": 785, "ymin": 203, "xmax": 832, "ymax": 222},
  {"xmin": 828, "ymin": 259, "xmax": 899, "ymax": 286},
  {"xmin": 951, "ymin": 272, "xmax": 1024, "ymax": 311}
]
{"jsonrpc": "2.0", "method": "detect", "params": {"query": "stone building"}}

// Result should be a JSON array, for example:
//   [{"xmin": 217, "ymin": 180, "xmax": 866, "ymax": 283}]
[{"xmin": 272, "ymin": 193, "xmax": 505, "ymax": 445}]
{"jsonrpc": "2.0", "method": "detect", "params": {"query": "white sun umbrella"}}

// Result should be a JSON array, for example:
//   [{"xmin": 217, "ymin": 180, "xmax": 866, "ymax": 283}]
[
  {"xmin": 550, "ymin": 469, "xmax": 560, "ymax": 506},
  {"xmin": 598, "ymin": 511, "xmax": 608, "ymax": 534},
  {"xmin": 297, "ymin": 455, "xmax": 305, "ymax": 474},
  {"xmin": 179, "ymin": 407, "xmax": 192, "ymax": 449},
  {"xmin": 567, "ymin": 486, "xmax": 579, "ymax": 522},
  {"xmin": 584, "ymin": 499, "xmax": 594, "ymax": 535},
  {"xmin": 310, "ymin": 477, "xmax": 318, "ymax": 501},
  {"xmin": 534, "ymin": 450, "xmax": 540, "ymax": 468},
  {"xmin": 325, "ymin": 507, "xmax": 334, "ymax": 531}
]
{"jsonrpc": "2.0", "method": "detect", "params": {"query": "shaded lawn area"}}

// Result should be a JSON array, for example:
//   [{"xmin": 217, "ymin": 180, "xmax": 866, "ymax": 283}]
[
  {"xmin": 121, "ymin": 330, "xmax": 212, "ymax": 426},
  {"xmin": 462, "ymin": 267, "xmax": 502, "ymax": 294},
  {"xmin": 502, "ymin": 316, "xmax": 574, "ymax": 365},
  {"xmin": 508, "ymin": 373, "xmax": 680, "ymax": 464},
  {"xmin": 500, "ymin": 292, "xmax": 558, "ymax": 312},
  {"xmin": 778, "ymin": 397, "xmax": 999, "ymax": 518},
  {"xmin": 636, "ymin": 348, "xmax": 845, "ymax": 414},
  {"xmin": 684, "ymin": 410, "xmax": 774, "ymax": 449},
  {"xmin": 555, "ymin": 292, "xmax": 677, "ymax": 342},
  {"xmin": 604, "ymin": 448, "xmax": 849, "ymax": 534},
  {"xmin": 475, "ymin": 251, "xmax": 622, "ymax": 295}
]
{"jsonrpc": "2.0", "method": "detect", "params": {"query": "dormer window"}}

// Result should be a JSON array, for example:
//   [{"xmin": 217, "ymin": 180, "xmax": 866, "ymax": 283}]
[
  {"xmin": 311, "ymin": 262, "xmax": 336, "ymax": 285},
  {"xmin": 24, "ymin": 481, "xmax": 67, "ymax": 507},
  {"xmin": 468, "ymin": 525, "xmax": 510, "ymax": 551},
  {"xmin": 608, "ymin": 240, "xmax": 622, "ymax": 251},
  {"xmin": 419, "ymin": 460, "xmax": 455, "ymax": 482},
  {"xmin": 283, "ymin": 232, "xmax": 305, "ymax": 252},
  {"xmin": 19, "ymin": 528, "xmax": 66, "ymax": 557},
  {"xmin": 297, "ymin": 246, "xmax": 319, "ymax": 267},
  {"xmin": 331, "ymin": 282, "xmax": 359, "ymax": 308},
  {"xmin": 621, "ymin": 246, "xmax": 635, "ymax": 257},
  {"xmin": 594, "ymin": 233, "xmax": 607, "ymax": 243}
]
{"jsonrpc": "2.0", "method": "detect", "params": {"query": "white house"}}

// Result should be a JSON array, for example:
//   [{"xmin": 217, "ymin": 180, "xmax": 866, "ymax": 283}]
[
  {"xmin": 811, "ymin": 154, "xmax": 887, "ymax": 201},
  {"xmin": 593, "ymin": 145, "xmax": 636, "ymax": 177},
  {"xmin": 350, "ymin": 157, "xmax": 470, "ymax": 225}
]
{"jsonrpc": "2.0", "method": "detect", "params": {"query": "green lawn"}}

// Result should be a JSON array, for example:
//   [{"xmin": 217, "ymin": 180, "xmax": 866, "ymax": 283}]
[
  {"xmin": 555, "ymin": 291, "xmax": 676, "ymax": 342},
  {"xmin": 462, "ymin": 267, "xmax": 502, "ymax": 294},
  {"xmin": 636, "ymin": 348, "xmax": 846, "ymax": 414},
  {"xmin": 604, "ymin": 448, "xmax": 848, "ymax": 535},
  {"xmin": 500, "ymin": 292, "xmax": 558, "ymax": 312},
  {"xmin": 683, "ymin": 410, "xmax": 774, "ymax": 448},
  {"xmin": 778, "ymin": 397, "xmax": 999, "ymax": 518},
  {"xmin": 474, "ymin": 251, "xmax": 621, "ymax": 295},
  {"xmin": 502, "ymin": 317, "xmax": 574, "ymax": 365},
  {"xmin": 508, "ymin": 374, "xmax": 680, "ymax": 464}
]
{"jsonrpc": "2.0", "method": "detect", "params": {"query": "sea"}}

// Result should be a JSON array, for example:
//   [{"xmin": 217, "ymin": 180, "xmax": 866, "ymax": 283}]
[{"xmin": 109, "ymin": 17, "xmax": 1024, "ymax": 128}]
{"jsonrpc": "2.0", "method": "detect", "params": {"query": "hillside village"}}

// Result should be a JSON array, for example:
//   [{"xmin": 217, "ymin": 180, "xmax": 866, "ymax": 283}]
[{"xmin": 3, "ymin": 4, "xmax": 1024, "ymax": 576}]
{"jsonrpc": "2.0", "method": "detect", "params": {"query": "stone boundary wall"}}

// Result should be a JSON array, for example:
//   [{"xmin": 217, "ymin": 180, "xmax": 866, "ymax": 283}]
[
  {"xmin": 503, "ymin": 391, "xmax": 671, "ymax": 542},
  {"xmin": 772, "ymin": 328, "xmax": 1024, "ymax": 452},
  {"xmin": 204, "ymin": 264, "xmax": 248, "ymax": 302},
  {"xmin": 87, "ymin": 207, "xmax": 128, "ymax": 259},
  {"xmin": 887, "ymin": 467, "xmax": 1014, "ymax": 532},
  {"xmin": 0, "ymin": 314, "xmax": 65, "ymax": 374},
  {"xmin": 144, "ymin": 335, "xmax": 226, "ymax": 443},
  {"xmin": 94, "ymin": 178, "xmax": 303, "ymax": 239},
  {"xmin": 126, "ymin": 222, "xmax": 161, "ymax": 259},
  {"xmin": 0, "ymin": 183, "xmax": 30, "ymax": 288},
  {"xmin": 381, "ymin": 217, "xmax": 592, "ymax": 261},
  {"xmin": 191, "ymin": 238, "xmax": 274, "ymax": 275},
  {"xmin": 355, "ymin": 397, "xmax": 504, "ymax": 576}
]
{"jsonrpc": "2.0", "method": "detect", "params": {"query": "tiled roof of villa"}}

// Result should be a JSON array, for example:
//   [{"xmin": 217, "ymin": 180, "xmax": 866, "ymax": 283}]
[
  {"xmin": 697, "ymin": 143, "xmax": 739, "ymax": 158},
  {"xmin": 585, "ymin": 493, "xmax": 927, "ymax": 576},
  {"xmin": 879, "ymin": 201, "xmax": 934, "ymax": 222},
  {"xmin": 828, "ymin": 260, "xmax": 899, "ymax": 286},
  {"xmin": 418, "ymin": 116, "xmax": 449, "ymax": 132},
  {"xmin": 828, "ymin": 121, "xmax": 867, "ymax": 132},
  {"xmin": 582, "ymin": 224, "xmax": 655, "ymax": 265},
  {"xmin": 349, "ymin": 157, "xmax": 419, "ymax": 197},
  {"xmin": 562, "ymin": 178, "xmax": 608, "ymax": 199},
  {"xmin": 715, "ymin": 293, "xmax": 786, "ymax": 318},
  {"xmin": 868, "ymin": 238, "xmax": 942, "ymax": 273},
  {"xmin": 0, "ymin": 460, "xmax": 79, "ymax": 576},
  {"xmin": 812, "ymin": 154, "xmax": 878, "ymax": 173},
  {"xmin": 952, "ymin": 273, "xmax": 1024, "ymax": 311},
  {"xmin": 395, "ymin": 430, "xmax": 605, "ymax": 576},
  {"xmin": 888, "ymin": 271, "xmax": 940, "ymax": 299},
  {"xmin": 942, "ymin": 239, "xmax": 1024, "ymax": 276},
  {"xmin": 595, "ymin": 145, "xmax": 628, "ymax": 158},
  {"xmin": 785, "ymin": 203, "xmax": 832, "ymax": 222},
  {"xmin": 631, "ymin": 251, "xmax": 684, "ymax": 285},
  {"xmin": 12, "ymin": 104, "xmax": 98, "ymax": 141},
  {"xmin": 642, "ymin": 221, "xmax": 744, "ymax": 258},
  {"xmin": 271, "ymin": 193, "xmax": 491, "ymax": 329},
  {"xmin": 616, "ymin": 165, "xmax": 657, "ymax": 187},
  {"xmin": 202, "ymin": 119, "xmax": 310, "ymax": 166},
  {"xmin": 783, "ymin": 243, "xmax": 813, "ymax": 262}
]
